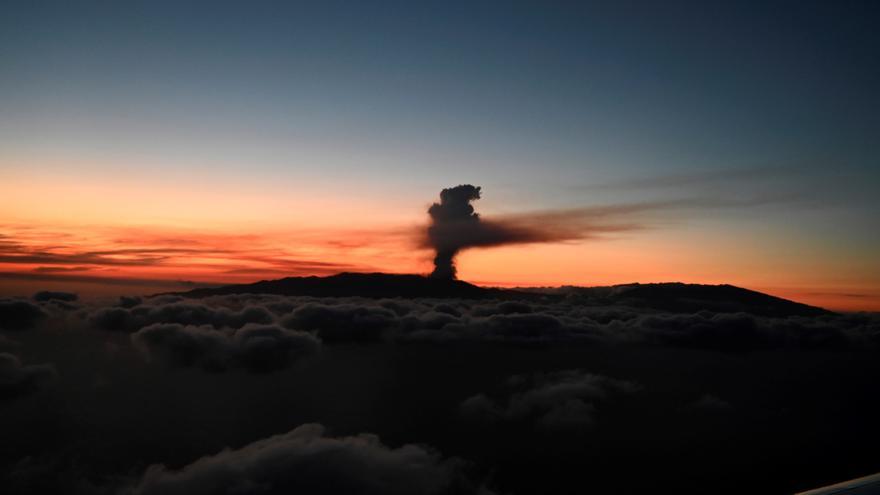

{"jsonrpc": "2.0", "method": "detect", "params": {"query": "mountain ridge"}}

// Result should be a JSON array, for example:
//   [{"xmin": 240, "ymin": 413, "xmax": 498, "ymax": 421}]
[{"xmin": 174, "ymin": 272, "xmax": 832, "ymax": 317}]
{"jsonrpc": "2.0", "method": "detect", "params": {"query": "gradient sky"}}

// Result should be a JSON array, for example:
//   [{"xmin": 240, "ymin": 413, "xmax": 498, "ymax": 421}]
[{"xmin": 1, "ymin": 0, "xmax": 878, "ymax": 310}]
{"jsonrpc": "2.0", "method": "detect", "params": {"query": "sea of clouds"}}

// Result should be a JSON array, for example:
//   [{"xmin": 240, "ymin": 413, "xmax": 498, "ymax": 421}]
[{"xmin": 2, "ymin": 291, "xmax": 879, "ymax": 494}]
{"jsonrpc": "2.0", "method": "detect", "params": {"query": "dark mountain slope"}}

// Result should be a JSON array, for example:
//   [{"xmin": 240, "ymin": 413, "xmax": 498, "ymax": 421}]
[
  {"xmin": 177, "ymin": 273, "xmax": 831, "ymax": 317},
  {"xmin": 180, "ymin": 272, "xmax": 509, "ymax": 300},
  {"xmin": 553, "ymin": 282, "xmax": 832, "ymax": 317}
]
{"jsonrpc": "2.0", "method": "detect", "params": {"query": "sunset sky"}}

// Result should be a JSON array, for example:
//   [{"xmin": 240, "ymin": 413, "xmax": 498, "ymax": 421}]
[{"xmin": 1, "ymin": 1, "xmax": 878, "ymax": 310}]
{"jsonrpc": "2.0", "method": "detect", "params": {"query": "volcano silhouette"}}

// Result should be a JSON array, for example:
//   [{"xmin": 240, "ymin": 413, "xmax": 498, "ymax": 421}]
[{"xmin": 177, "ymin": 272, "xmax": 830, "ymax": 318}]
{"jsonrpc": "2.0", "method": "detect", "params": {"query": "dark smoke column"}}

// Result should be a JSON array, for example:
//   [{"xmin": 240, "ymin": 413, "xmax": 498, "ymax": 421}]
[{"xmin": 427, "ymin": 185, "xmax": 482, "ymax": 279}]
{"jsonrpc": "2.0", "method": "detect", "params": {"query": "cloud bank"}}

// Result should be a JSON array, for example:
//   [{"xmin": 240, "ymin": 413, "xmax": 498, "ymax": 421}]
[
  {"xmin": 132, "ymin": 323, "xmax": 320, "ymax": 373},
  {"xmin": 0, "ymin": 353, "xmax": 55, "ymax": 401},
  {"xmin": 2, "ymin": 289, "xmax": 879, "ymax": 494},
  {"xmin": 126, "ymin": 423, "xmax": 488, "ymax": 495},
  {"xmin": 78, "ymin": 292, "xmax": 880, "ymax": 355},
  {"xmin": 0, "ymin": 298, "xmax": 47, "ymax": 331},
  {"xmin": 460, "ymin": 370, "xmax": 639, "ymax": 432}
]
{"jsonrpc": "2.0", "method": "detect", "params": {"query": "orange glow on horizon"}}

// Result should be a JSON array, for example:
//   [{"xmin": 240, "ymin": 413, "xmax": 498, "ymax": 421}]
[
  {"xmin": 0, "ymin": 220, "xmax": 876, "ymax": 311},
  {"xmin": 1, "ymin": 165, "xmax": 877, "ymax": 312}
]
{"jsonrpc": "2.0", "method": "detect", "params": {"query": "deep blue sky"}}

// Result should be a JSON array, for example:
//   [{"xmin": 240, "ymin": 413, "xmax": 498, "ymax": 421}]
[{"xmin": 3, "ymin": 1, "xmax": 877, "ymax": 187}]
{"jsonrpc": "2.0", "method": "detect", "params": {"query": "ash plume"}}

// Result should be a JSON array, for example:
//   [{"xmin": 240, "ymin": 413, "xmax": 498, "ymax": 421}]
[
  {"xmin": 426, "ymin": 185, "xmax": 585, "ymax": 279},
  {"xmin": 425, "ymin": 184, "xmax": 791, "ymax": 279},
  {"xmin": 426, "ymin": 185, "xmax": 482, "ymax": 279}
]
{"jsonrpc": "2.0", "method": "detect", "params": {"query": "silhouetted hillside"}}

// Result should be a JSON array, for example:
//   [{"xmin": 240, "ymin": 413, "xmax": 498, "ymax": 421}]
[
  {"xmin": 553, "ymin": 282, "xmax": 833, "ymax": 317},
  {"xmin": 177, "ymin": 273, "xmax": 831, "ymax": 317},
  {"xmin": 180, "ymin": 272, "xmax": 511, "ymax": 300}
]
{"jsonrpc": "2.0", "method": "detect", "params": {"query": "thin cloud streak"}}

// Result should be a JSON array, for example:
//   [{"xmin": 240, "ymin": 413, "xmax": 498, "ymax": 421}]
[
  {"xmin": 428, "ymin": 193, "xmax": 819, "ymax": 250},
  {"xmin": 0, "ymin": 223, "xmax": 398, "ymax": 290},
  {"xmin": 32, "ymin": 266, "xmax": 94, "ymax": 273},
  {"xmin": 0, "ymin": 271, "xmax": 212, "ymax": 288},
  {"xmin": 576, "ymin": 165, "xmax": 798, "ymax": 191}
]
